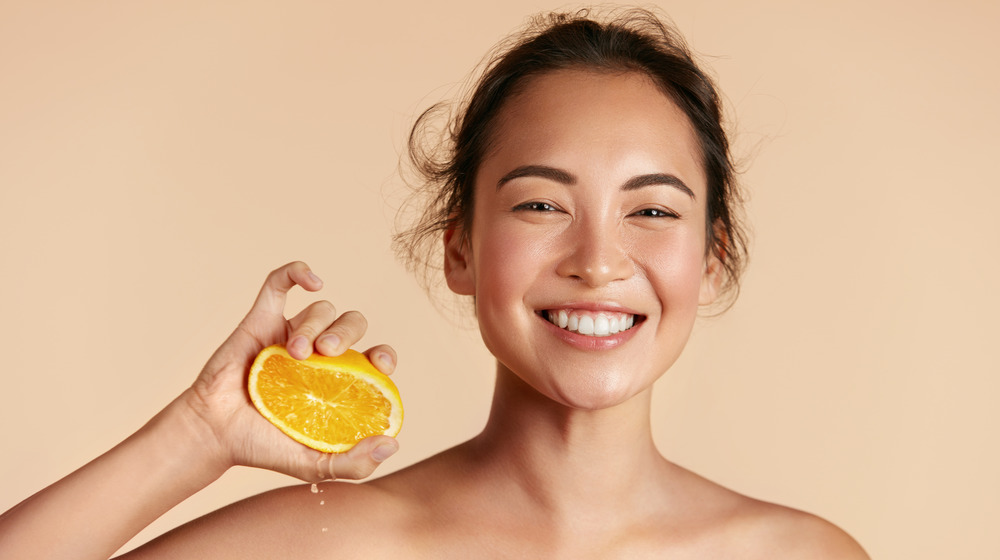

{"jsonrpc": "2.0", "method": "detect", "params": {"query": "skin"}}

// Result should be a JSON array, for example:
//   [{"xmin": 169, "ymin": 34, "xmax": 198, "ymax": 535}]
[{"xmin": 0, "ymin": 70, "xmax": 870, "ymax": 559}]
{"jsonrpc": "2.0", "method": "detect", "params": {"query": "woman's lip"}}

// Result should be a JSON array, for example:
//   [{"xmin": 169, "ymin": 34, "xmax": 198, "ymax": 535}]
[{"xmin": 538, "ymin": 302, "xmax": 643, "ymax": 315}]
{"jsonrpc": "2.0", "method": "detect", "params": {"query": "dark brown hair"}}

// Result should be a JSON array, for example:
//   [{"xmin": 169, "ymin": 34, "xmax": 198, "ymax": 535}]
[{"xmin": 394, "ymin": 7, "xmax": 748, "ymax": 305}]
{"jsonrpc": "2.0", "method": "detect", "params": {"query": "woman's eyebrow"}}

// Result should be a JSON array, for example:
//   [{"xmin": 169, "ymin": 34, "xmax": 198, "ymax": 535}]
[
  {"xmin": 497, "ymin": 165, "xmax": 576, "ymax": 189},
  {"xmin": 622, "ymin": 173, "xmax": 695, "ymax": 199},
  {"xmin": 497, "ymin": 165, "xmax": 695, "ymax": 200}
]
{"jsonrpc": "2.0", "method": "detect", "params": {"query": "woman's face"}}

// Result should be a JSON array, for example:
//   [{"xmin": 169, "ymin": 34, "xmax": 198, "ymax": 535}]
[{"xmin": 446, "ymin": 69, "xmax": 721, "ymax": 410}]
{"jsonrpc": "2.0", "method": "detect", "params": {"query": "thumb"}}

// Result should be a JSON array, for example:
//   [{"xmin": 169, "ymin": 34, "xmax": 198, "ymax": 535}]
[{"xmin": 298, "ymin": 436, "xmax": 399, "ymax": 482}]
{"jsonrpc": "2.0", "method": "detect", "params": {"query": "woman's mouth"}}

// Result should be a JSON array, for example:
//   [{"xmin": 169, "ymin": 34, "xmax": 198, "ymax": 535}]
[{"xmin": 542, "ymin": 309, "xmax": 641, "ymax": 337}]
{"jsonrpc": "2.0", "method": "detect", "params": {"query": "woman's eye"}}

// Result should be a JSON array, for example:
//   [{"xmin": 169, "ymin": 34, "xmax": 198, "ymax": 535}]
[
  {"xmin": 633, "ymin": 207, "xmax": 679, "ymax": 218},
  {"xmin": 513, "ymin": 201, "xmax": 559, "ymax": 212}
]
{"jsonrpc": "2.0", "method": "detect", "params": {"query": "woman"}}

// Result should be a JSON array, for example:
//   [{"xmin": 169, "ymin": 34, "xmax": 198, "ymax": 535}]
[{"xmin": 0, "ymin": 8, "xmax": 869, "ymax": 558}]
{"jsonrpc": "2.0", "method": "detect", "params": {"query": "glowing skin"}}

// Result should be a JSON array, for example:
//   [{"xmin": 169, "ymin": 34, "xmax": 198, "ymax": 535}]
[
  {"xmin": 0, "ymin": 56, "xmax": 869, "ymax": 560},
  {"xmin": 446, "ymin": 69, "xmax": 722, "ymax": 411}
]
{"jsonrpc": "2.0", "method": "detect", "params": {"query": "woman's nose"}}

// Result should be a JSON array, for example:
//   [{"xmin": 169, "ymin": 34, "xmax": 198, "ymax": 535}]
[{"xmin": 555, "ymin": 219, "xmax": 634, "ymax": 287}]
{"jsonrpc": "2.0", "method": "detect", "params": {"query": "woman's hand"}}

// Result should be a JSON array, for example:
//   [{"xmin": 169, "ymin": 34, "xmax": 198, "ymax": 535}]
[
  {"xmin": 180, "ymin": 261, "xmax": 399, "ymax": 482},
  {"xmin": 0, "ymin": 262, "xmax": 399, "ymax": 559}
]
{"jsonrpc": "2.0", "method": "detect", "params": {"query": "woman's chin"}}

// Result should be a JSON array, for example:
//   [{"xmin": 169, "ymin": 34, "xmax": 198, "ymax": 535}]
[
  {"xmin": 494, "ymin": 355, "xmax": 657, "ymax": 412},
  {"xmin": 542, "ymin": 373, "xmax": 647, "ymax": 412}
]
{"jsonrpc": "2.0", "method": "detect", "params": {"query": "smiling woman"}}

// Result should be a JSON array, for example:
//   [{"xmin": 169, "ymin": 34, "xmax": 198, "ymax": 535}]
[
  {"xmin": 396, "ymin": 9, "xmax": 747, "ymax": 310},
  {"xmin": 444, "ymin": 69, "xmax": 717, "ymax": 410},
  {"xmin": 0, "ymin": 7, "xmax": 870, "ymax": 559}
]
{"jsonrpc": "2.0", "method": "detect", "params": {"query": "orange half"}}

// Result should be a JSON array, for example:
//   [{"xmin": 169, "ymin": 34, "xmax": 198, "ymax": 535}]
[{"xmin": 248, "ymin": 345, "xmax": 403, "ymax": 453}]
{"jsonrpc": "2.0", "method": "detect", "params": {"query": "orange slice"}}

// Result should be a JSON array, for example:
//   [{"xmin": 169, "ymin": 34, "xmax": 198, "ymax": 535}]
[{"xmin": 248, "ymin": 345, "xmax": 402, "ymax": 453}]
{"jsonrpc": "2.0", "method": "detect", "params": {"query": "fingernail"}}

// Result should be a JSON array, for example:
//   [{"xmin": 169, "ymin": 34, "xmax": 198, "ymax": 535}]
[
  {"xmin": 289, "ymin": 336, "xmax": 309, "ymax": 359},
  {"xmin": 306, "ymin": 270, "xmax": 323, "ymax": 287},
  {"xmin": 376, "ymin": 351, "xmax": 394, "ymax": 370},
  {"xmin": 371, "ymin": 441, "xmax": 398, "ymax": 463},
  {"xmin": 319, "ymin": 334, "xmax": 341, "ymax": 353}
]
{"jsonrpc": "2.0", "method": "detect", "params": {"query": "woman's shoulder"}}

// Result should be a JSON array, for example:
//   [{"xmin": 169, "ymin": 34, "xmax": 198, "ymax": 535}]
[
  {"xmin": 120, "ymin": 479, "xmax": 415, "ymax": 559},
  {"xmin": 122, "ymin": 454, "xmax": 868, "ymax": 560},
  {"xmin": 678, "ymin": 472, "xmax": 870, "ymax": 560},
  {"xmin": 728, "ymin": 499, "xmax": 870, "ymax": 559},
  {"xmin": 122, "ymin": 446, "xmax": 473, "ymax": 559}
]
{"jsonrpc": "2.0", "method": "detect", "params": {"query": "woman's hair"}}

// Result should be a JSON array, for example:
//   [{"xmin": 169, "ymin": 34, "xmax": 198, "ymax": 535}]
[{"xmin": 394, "ymin": 7, "xmax": 748, "ymax": 307}]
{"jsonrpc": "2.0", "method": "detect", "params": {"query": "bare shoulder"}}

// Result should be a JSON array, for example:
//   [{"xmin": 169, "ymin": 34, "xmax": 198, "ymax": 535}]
[
  {"xmin": 118, "ymin": 480, "xmax": 409, "ymax": 559},
  {"xmin": 118, "ymin": 446, "xmax": 467, "ymax": 559},
  {"xmin": 664, "ymin": 465, "xmax": 869, "ymax": 560},
  {"xmin": 724, "ymin": 496, "xmax": 870, "ymax": 560}
]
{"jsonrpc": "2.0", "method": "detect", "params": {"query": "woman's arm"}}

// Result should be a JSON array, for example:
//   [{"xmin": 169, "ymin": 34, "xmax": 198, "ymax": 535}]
[
  {"xmin": 0, "ymin": 394, "xmax": 229, "ymax": 560},
  {"xmin": 0, "ymin": 262, "xmax": 399, "ymax": 559}
]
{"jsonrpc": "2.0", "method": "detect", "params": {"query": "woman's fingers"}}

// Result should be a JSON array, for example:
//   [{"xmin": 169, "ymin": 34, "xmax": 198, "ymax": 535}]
[
  {"xmin": 314, "ymin": 311, "xmax": 368, "ymax": 356},
  {"xmin": 364, "ymin": 344, "xmax": 397, "ymax": 375},
  {"xmin": 313, "ymin": 436, "xmax": 399, "ymax": 481},
  {"xmin": 240, "ymin": 261, "xmax": 372, "ymax": 360},
  {"xmin": 287, "ymin": 306, "xmax": 369, "ymax": 358},
  {"xmin": 246, "ymin": 261, "xmax": 324, "ymax": 324},
  {"xmin": 285, "ymin": 300, "xmax": 339, "ymax": 359}
]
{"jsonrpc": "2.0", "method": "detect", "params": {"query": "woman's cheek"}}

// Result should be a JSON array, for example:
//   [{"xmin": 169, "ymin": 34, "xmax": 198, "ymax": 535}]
[{"xmin": 640, "ymin": 231, "xmax": 707, "ymax": 303}]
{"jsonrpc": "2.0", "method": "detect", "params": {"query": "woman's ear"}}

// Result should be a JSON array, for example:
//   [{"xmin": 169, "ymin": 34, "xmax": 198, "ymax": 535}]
[
  {"xmin": 444, "ymin": 226, "xmax": 475, "ymax": 295},
  {"xmin": 699, "ymin": 221, "xmax": 726, "ymax": 305},
  {"xmin": 699, "ymin": 252, "xmax": 723, "ymax": 305}
]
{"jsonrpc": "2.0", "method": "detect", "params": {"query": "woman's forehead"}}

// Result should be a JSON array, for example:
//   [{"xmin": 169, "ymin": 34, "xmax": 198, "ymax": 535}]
[{"xmin": 481, "ymin": 69, "xmax": 707, "ymax": 193}]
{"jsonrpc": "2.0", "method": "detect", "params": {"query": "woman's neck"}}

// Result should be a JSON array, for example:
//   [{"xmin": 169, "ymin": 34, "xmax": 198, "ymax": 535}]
[{"xmin": 464, "ymin": 362, "xmax": 675, "ymax": 525}]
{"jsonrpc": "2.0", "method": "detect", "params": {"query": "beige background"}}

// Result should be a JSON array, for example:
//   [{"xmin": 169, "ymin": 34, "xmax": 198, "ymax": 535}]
[{"xmin": 1, "ymin": 1, "xmax": 997, "ymax": 557}]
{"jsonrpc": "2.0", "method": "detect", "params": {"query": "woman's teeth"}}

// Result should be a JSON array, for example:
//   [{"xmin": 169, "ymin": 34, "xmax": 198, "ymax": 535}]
[{"xmin": 544, "ymin": 310, "xmax": 636, "ymax": 337}]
